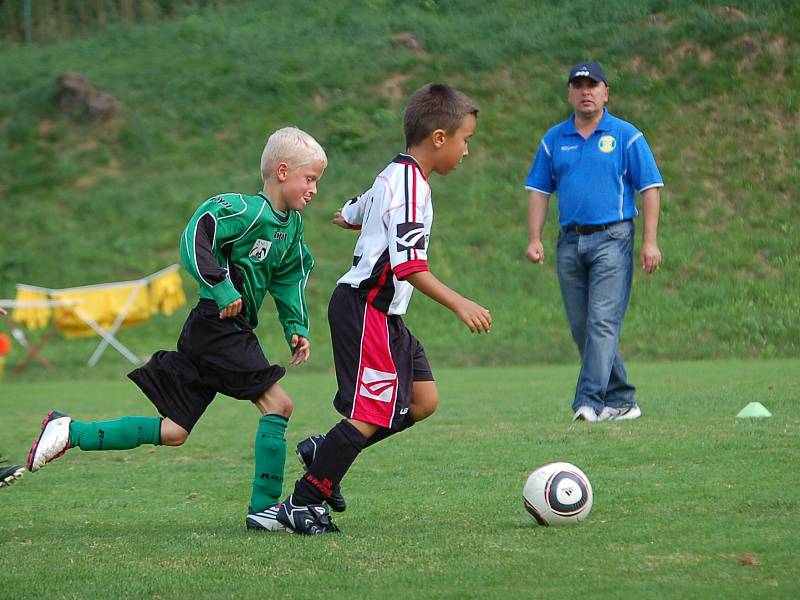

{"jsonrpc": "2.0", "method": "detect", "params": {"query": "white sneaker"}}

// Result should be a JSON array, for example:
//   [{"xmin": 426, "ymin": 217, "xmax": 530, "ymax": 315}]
[
  {"xmin": 27, "ymin": 411, "xmax": 72, "ymax": 472},
  {"xmin": 246, "ymin": 505, "xmax": 289, "ymax": 532},
  {"xmin": 572, "ymin": 406, "xmax": 599, "ymax": 422},
  {"xmin": 599, "ymin": 404, "xmax": 642, "ymax": 421}
]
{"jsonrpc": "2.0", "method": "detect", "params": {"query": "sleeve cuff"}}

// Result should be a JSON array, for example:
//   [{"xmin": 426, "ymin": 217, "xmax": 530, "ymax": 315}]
[
  {"xmin": 394, "ymin": 260, "xmax": 429, "ymax": 280},
  {"xmin": 525, "ymin": 186, "xmax": 553, "ymax": 195},
  {"xmin": 343, "ymin": 218, "xmax": 361, "ymax": 230},
  {"xmin": 638, "ymin": 183, "xmax": 664, "ymax": 193},
  {"xmin": 209, "ymin": 278, "xmax": 241, "ymax": 309},
  {"xmin": 285, "ymin": 325, "xmax": 309, "ymax": 347}
]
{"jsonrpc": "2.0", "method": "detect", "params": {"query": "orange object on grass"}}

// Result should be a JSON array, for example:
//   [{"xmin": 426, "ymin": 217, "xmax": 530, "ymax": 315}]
[{"xmin": 0, "ymin": 333, "xmax": 11, "ymax": 356}]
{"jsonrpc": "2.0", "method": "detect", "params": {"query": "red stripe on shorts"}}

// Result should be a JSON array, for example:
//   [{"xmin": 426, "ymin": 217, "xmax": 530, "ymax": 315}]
[{"xmin": 351, "ymin": 302, "xmax": 398, "ymax": 428}]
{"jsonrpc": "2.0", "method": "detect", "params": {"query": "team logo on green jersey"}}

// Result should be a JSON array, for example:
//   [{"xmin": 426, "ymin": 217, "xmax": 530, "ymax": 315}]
[
  {"xmin": 598, "ymin": 135, "xmax": 617, "ymax": 153},
  {"xmin": 249, "ymin": 239, "xmax": 272, "ymax": 262}
]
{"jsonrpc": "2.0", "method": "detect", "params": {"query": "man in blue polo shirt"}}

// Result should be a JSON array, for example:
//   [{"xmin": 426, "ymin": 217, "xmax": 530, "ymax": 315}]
[{"xmin": 525, "ymin": 61, "xmax": 663, "ymax": 422}]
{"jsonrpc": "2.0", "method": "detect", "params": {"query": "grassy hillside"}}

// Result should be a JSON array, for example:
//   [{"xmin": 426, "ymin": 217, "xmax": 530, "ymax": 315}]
[{"xmin": 1, "ymin": 0, "xmax": 798, "ymax": 378}]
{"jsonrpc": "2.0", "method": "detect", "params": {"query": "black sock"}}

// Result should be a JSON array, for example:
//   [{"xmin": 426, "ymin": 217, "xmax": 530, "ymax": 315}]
[
  {"xmin": 364, "ymin": 412, "xmax": 415, "ymax": 448},
  {"xmin": 293, "ymin": 419, "xmax": 367, "ymax": 505}
]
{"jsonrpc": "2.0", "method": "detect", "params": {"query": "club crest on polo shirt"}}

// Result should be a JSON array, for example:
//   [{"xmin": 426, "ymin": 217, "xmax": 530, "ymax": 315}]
[
  {"xmin": 598, "ymin": 135, "xmax": 617, "ymax": 153},
  {"xmin": 248, "ymin": 239, "xmax": 272, "ymax": 262},
  {"xmin": 359, "ymin": 367, "xmax": 397, "ymax": 403}
]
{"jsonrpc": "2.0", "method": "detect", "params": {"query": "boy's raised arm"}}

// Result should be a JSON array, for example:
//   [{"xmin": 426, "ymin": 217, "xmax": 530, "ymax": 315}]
[{"xmin": 333, "ymin": 193, "xmax": 370, "ymax": 229}]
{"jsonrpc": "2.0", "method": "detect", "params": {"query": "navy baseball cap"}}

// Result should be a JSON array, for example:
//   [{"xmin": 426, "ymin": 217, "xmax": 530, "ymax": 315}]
[{"xmin": 568, "ymin": 62, "xmax": 607, "ymax": 85}]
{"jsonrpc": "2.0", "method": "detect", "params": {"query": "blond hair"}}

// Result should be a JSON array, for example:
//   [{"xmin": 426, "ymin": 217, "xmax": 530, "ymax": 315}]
[{"xmin": 260, "ymin": 127, "xmax": 328, "ymax": 181}]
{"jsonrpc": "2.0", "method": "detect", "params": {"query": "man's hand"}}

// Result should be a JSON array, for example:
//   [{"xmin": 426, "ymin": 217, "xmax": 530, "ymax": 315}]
[
  {"xmin": 525, "ymin": 240, "xmax": 545, "ymax": 264},
  {"xmin": 219, "ymin": 298, "xmax": 242, "ymax": 319},
  {"xmin": 289, "ymin": 334, "xmax": 310, "ymax": 365},
  {"xmin": 332, "ymin": 210, "xmax": 350, "ymax": 229},
  {"xmin": 640, "ymin": 242, "xmax": 661, "ymax": 274},
  {"xmin": 453, "ymin": 298, "xmax": 492, "ymax": 334}
]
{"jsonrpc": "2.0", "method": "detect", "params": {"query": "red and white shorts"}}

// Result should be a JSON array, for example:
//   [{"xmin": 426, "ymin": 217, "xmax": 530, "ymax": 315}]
[{"xmin": 329, "ymin": 284, "xmax": 433, "ymax": 430}]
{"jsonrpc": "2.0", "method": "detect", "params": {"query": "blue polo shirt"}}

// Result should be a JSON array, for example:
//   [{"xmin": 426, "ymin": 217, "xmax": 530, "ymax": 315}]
[{"xmin": 525, "ymin": 109, "xmax": 664, "ymax": 227}]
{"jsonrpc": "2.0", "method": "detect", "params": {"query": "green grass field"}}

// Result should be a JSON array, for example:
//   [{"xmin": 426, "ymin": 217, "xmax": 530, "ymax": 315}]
[{"xmin": 2, "ymin": 360, "xmax": 798, "ymax": 599}]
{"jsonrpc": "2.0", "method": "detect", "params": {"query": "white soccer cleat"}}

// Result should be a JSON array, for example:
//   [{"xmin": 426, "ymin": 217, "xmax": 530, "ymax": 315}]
[
  {"xmin": 27, "ymin": 411, "xmax": 72, "ymax": 472},
  {"xmin": 598, "ymin": 404, "xmax": 642, "ymax": 421},
  {"xmin": 572, "ymin": 406, "xmax": 599, "ymax": 422},
  {"xmin": 246, "ymin": 505, "xmax": 289, "ymax": 532}
]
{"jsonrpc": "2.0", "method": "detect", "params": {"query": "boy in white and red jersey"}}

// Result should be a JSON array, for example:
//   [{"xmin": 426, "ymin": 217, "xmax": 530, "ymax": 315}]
[{"xmin": 277, "ymin": 83, "xmax": 492, "ymax": 535}]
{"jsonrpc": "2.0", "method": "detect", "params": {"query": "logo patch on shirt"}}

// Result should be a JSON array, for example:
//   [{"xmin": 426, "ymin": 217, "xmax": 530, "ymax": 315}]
[
  {"xmin": 395, "ymin": 222, "xmax": 426, "ymax": 252},
  {"xmin": 210, "ymin": 195, "xmax": 233, "ymax": 209},
  {"xmin": 248, "ymin": 239, "xmax": 272, "ymax": 262},
  {"xmin": 561, "ymin": 144, "xmax": 578, "ymax": 152},
  {"xmin": 598, "ymin": 135, "xmax": 617, "ymax": 153},
  {"xmin": 359, "ymin": 367, "xmax": 398, "ymax": 403}
]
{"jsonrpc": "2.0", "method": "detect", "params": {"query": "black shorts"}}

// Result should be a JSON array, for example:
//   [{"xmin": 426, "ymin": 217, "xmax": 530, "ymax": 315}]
[
  {"xmin": 128, "ymin": 299, "xmax": 285, "ymax": 432},
  {"xmin": 329, "ymin": 284, "xmax": 433, "ymax": 430}
]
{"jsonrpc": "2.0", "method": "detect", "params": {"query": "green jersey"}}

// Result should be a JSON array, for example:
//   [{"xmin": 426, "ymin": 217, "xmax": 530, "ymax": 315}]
[{"xmin": 180, "ymin": 191, "xmax": 313, "ymax": 346}]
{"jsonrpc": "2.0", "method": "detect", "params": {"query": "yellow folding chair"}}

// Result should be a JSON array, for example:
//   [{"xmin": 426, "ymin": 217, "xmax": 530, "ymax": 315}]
[{"xmin": 12, "ymin": 264, "xmax": 186, "ymax": 367}]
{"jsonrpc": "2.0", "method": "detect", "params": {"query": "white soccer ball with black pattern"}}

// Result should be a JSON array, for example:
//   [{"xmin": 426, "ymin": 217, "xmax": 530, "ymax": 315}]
[{"xmin": 523, "ymin": 462, "xmax": 593, "ymax": 526}]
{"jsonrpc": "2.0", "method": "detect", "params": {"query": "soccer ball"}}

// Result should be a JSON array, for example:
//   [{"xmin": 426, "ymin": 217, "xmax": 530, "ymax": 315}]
[{"xmin": 523, "ymin": 462, "xmax": 593, "ymax": 526}]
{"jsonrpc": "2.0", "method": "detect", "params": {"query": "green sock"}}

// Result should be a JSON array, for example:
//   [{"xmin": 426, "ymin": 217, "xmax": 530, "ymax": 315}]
[
  {"xmin": 250, "ymin": 414, "xmax": 288, "ymax": 513},
  {"xmin": 68, "ymin": 417, "xmax": 162, "ymax": 450}
]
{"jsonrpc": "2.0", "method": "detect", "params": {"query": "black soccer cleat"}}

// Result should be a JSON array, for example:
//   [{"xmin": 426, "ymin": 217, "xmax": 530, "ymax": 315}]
[
  {"xmin": 0, "ymin": 465, "xmax": 25, "ymax": 489},
  {"xmin": 276, "ymin": 495, "xmax": 340, "ymax": 535},
  {"xmin": 296, "ymin": 435, "xmax": 347, "ymax": 512}
]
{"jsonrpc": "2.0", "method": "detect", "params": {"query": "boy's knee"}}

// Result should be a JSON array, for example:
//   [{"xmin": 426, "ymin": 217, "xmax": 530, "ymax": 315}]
[
  {"xmin": 410, "ymin": 403, "xmax": 437, "ymax": 423},
  {"xmin": 411, "ymin": 385, "xmax": 439, "ymax": 421},
  {"xmin": 256, "ymin": 386, "xmax": 293, "ymax": 418},
  {"xmin": 160, "ymin": 420, "xmax": 189, "ymax": 446}
]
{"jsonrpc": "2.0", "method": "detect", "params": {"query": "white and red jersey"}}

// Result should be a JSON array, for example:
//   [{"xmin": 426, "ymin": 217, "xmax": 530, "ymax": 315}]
[{"xmin": 337, "ymin": 154, "xmax": 432, "ymax": 315}]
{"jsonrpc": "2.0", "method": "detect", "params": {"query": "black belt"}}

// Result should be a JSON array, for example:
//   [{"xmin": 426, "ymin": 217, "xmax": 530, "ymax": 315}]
[{"xmin": 563, "ymin": 219, "xmax": 630, "ymax": 235}]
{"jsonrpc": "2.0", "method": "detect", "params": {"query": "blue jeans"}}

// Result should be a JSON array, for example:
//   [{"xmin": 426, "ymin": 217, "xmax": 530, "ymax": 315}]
[{"xmin": 556, "ymin": 220, "xmax": 637, "ymax": 413}]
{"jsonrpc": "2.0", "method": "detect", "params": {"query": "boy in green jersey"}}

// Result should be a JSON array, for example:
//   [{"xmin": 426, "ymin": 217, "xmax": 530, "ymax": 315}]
[{"xmin": 26, "ymin": 127, "xmax": 327, "ymax": 531}]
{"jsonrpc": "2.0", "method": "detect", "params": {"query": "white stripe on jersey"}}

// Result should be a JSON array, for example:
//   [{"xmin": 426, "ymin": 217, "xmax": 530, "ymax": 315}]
[
  {"xmin": 221, "ymin": 198, "xmax": 267, "ymax": 248},
  {"xmin": 337, "ymin": 155, "xmax": 433, "ymax": 315}
]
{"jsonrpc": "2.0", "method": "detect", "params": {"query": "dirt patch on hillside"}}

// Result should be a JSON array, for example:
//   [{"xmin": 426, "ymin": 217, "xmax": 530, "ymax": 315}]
[
  {"xmin": 669, "ymin": 42, "xmax": 714, "ymax": 66},
  {"xmin": 379, "ymin": 73, "xmax": 409, "ymax": 103},
  {"xmin": 715, "ymin": 6, "xmax": 747, "ymax": 20},
  {"xmin": 389, "ymin": 32, "xmax": 429, "ymax": 57},
  {"xmin": 74, "ymin": 159, "xmax": 122, "ymax": 190}
]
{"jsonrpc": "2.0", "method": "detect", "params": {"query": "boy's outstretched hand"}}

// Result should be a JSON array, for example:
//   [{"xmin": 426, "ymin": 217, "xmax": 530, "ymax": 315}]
[
  {"xmin": 454, "ymin": 298, "xmax": 492, "ymax": 334},
  {"xmin": 405, "ymin": 271, "xmax": 492, "ymax": 334},
  {"xmin": 289, "ymin": 334, "xmax": 310, "ymax": 365},
  {"xmin": 219, "ymin": 298, "xmax": 242, "ymax": 319}
]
